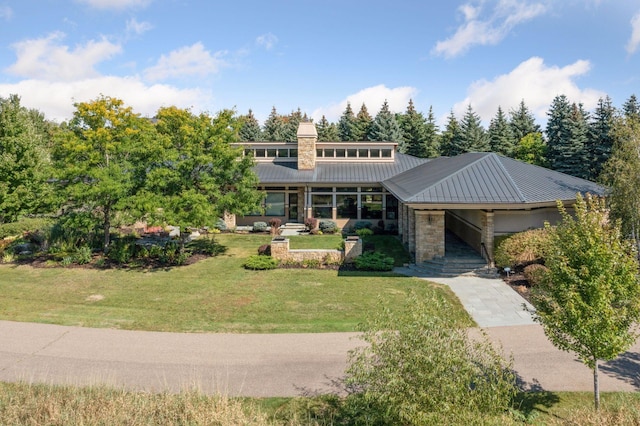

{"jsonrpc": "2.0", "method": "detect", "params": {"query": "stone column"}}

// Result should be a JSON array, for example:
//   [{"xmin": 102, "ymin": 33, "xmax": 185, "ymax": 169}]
[
  {"xmin": 344, "ymin": 236, "xmax": 362, "ymax": 263},
  {"xmin": 297, "ymin": 188, "xmax": 305, "ymax": 223},
  {"xmin": 397, "ymin": 202, "xmax": 404, "ymax": 238},
  {"xmin": 480, "ymin": 210, "xmax": 495, "ymax": 266},
  {"xmin": 297, "ymin": 122, "xmax": 317, "ymax": 170},
  {"xmin": 415, "ymin": 210, "xmax": 445, "ymax": 263},
  {"xmin": 222, "ymin": 211, "xmax": 236, "ymax": 230},
  {"xmin": 408, "ymin": 207, "xmax": 416, "ymax": 256},
  {"xmin": 270, "ymin": 237, "xmax": 289, "ymax": 261}
]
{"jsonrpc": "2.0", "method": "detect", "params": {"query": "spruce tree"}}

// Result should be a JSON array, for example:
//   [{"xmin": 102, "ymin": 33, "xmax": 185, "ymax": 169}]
[
  {"xmin": 368, "ymin": 100, "xmax": 403, "ymax": 143},
  {"xmin": 546, "ymin": 95, "xmax": 589, "ymax": 178},
  {"xmin": 398, "ymin": 99, "xmax": 429, "ymax": 157},
  {"xmin": 509, "ymin": 100, "xmax": 541, "ymax": 145},
  {"xmin": 622, "ymin": 94, "xmax": 640, "ymax": 122},
  {"xmin": 586, "ymin": 96, "xmax": 615, "ymax": 180},
  {"xmin": 355, "ymin": 103, "xmax": 373, "ymax": 141},
  {"xmin": 440, "ymin": 111, "xmax": 461, "ymax": 156},
  {"xmin": 458, "ymin": 105, "xmax": 489, "ymax": 152},
  {"xmin": 488, "ymin": 106, "xmax": 515, "ymax": 156},
  {"xmin": 282, "ymin": 108, "xmax": 304, "ymax": 142},
  {"xmin": 262, "ymin": 107, "xmax": 287, "ymax": 141},
  {"xmin": 316, "ymin": 115, "xmax": 339, "ymax": 141},
  {"xmin": 338, "ymin": 102, "xmax": 358, "ymax": 141},
  {"xmin": 424, "ymin": 106, "xmax": 441, "ymax": 158},
  {"xmin": 238, "ymin": 109, "xmax": 262, "ymax": 141}
]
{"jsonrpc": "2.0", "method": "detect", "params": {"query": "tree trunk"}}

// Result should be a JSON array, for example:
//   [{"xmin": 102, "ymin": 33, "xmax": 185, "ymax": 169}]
[
  {"xmin": 593, "ymin": 358, "xmax": 600, "ymax": 411},
  {"xmin": 103, "ymin": 204, "xmax": 111, "ymax": 253}
]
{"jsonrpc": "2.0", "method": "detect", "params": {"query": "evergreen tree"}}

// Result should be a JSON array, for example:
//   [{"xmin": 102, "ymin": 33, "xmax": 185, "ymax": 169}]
[
  {"xmin": 423, "ymin": 106, "xmax": 441, "ymax": 158},
  {"xmin": 622, "ymin": 94, "xmax": 640, "ymax": 122},
  {"xmin": 316, "ymin": 115, "xmax": 339, "ymax": 141},
  {"xmin": 586, "ymin": 96, "xmax": 615, "ymax": 180},
  {"xmin": 440, "ymin": 111, "xmax": 461, "ymax": 156},
  {"xmin": 355, "ymin": 103, "xmax": 373, "ymax": 141},
  {"xmin": 282, "ymin": 108, "xmax": 304, "ymax": 142},
  {"xmin": 458, "ymin": 105, "xmax": 489, "ymax": 152},
  {"xmin": 368, "ymin": 100, "xmax": 403, "ymax": 143},
  {"xmin": 262, "ymin": 107, "xmax": 286, "ymax": 141},
  {"xmin": 338, "ymin": 102, "xmax": 358, "ymax": 141},
  {"xmin": 488, "ymin": 106, "xmax": 515, "ymax": 156},
  {"xmin": 509, "ymin": 99, "xmax": 541, "ymax": 146},
  {"xmin": 238, "ymin": 109, "xmax": 262, "ymax": 141},
  {"xmin": 398, "ymin": 99, "xmax": 428, "ymax": 157},
  {"xmin": 545, "ymin": 95, "xmax": 589, "ymax": 178}
]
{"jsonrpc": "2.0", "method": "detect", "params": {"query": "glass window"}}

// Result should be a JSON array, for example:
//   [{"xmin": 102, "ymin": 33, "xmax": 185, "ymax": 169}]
[
  {"xmin": 290, "ymin": 149, "xmax": 298, "ymax": 157},
  {"xmin": 267, "ymin": 148, "xmax": 277, "ymax": 157},
  {"xmin": 381, "ymin": 149, "xmax": 392, "ymax": 158},
  {"xmin": 336, "ymin": 149, "xmax": 346, "ymax": 158},
  {"xmin": 316, "ymin": 148, "xmax": 323, "ymax": 157},
  {"xmin": 324, "ymin": 148, "xmax": 334, "ymax": 158},
  {"xmin": 358, "ymin": 148, "xmax": 368, "ymax": 158},
  {"xmin": 311, "ymin": 187, "xmax": 333, "ymax": 192},
  {"xmin": 347, "ymin": 148, "xmax": 357, "ymax": 158},
  {"xmin": 265, "ymin": 192, "xmax": 285, "ymax": 216},
  {"xmin": 289, "ymin": 193, "xmax": 298, "ymax": 221},
  {"xmin": 312, "ymin": 194, "xmax": 333, "ymax": 219},
  {"xmin": 336, "ymin": 195, "xmax": 358, "ymax": 218},
  {"xmin": 386, "ymin": 194, "xmax": 398, "ymax": 220},
  {"xmin": 370, "ymin": 148, "xmax": 380, "ymax": 158},
  {"xmin": 362, "ymin": 194, "xmax": 383, "ymax": 219},
  {"xmin": 255, "ymin": 149, "xmax": 266, "ymax": 158},
  {"xmin": 335, "ymin": 187, "xmax": 357, "ymax": 193},
  {"xmin": 361, "ymin": 187, "xmax": 380, "ymax": 192},
  {"xmin": 277, "ymin": 148, "xmax": 289, "ymax": 158}
]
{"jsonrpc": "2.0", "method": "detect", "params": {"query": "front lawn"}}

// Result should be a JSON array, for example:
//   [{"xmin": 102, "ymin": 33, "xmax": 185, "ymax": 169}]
[{"xmin": 0, "ymin": 234, "xmax": 469, "ymax": 333}]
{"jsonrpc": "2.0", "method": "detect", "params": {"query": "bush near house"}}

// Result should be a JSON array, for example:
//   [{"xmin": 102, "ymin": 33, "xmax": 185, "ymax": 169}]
[
  {"xmin": 252, "ymin": 222, "xmax": 268, "ymax": 233},
  {"xmin": 318, "ymin": 220, "xmax": 338, "ymax": 234},
  {"xmin": 243, "ymin": 254, "xmax": 278, "ymax": 270},
  {"xmin": 494, "ymin": 228, "xmax": 552, "ymax": 270},
  {"xmin": 354, "ymin": 252, "xmax": 394, "ymax": 271},
  {"xmin": 523, "ymin": 263, "xmax": 548, "ymax": 286}
]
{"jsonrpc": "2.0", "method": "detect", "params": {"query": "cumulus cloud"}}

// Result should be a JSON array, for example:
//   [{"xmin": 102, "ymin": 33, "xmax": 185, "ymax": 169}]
[
  {"xmin": 0, "ymin": 77, "xmax": 210, "ymax": 122},
  {"xmin": 75, "ymin": 0, "xmax": 152, "ymax": 10},
  {"xmin": 433, "ymin": 0, "xmax": 548, "ymax": 58},
  {"xmin": 6, "ymin": 32, "xmax": 122, "ymax": 81},
  {"xmin": 0, "ymin": 5, "xmax": 13, "ymax": 20},
  {"xmin": 143, "ymin": 42, "xmax": 228, "ymax": 82},
  {"xmin": 311, "ymin": 85, "xmax": 417, "ymax": 123},
  {"xmin": 626, "ymin": 12, "xmax": 640, "ymax": 55},
  {"xmin": 451, "ymin": 56, "xmax": 606, "ymax": 124},
  {"xmin": 256, "ymin": 33, "xmax": 278, "ymax": 50},
  {"xmin": 126, "ymin": 18, "xmax": 153, "ymax": 36}
]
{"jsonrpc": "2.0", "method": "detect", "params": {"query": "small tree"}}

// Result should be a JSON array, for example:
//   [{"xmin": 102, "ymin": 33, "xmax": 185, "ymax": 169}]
[{"xmin": 531, "ymin": 194, "xmax": 640, "ymax": 411}]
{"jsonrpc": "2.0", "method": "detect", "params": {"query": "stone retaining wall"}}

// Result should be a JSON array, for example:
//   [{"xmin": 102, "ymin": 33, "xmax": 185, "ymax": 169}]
[{"xmin": 270, "ymin": 237, "xmax": 362, "ymax": 263}]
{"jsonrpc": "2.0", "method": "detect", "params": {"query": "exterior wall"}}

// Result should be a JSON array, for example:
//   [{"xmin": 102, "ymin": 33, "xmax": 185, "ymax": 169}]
[
  {"xmin": 493, "ymin": 208, "xmax": 563, "ymax": 235},
  {"xmin": 446, "ymin": 210, "xmax": 482, "ymax": 254},
  {"xmin": 415, "ymin": 210, "xmax": 445, "ymax": 262},
  {"xmin": 480, "ymin": 211, "xmax": 494, "ymax": 265},
  {"xmin": 270, "ymin": 237, "xmax": 362, "ymax": 263},
  {"xmin": 407, "ymin": 206, "xmax": 416, "ymax": 256}
]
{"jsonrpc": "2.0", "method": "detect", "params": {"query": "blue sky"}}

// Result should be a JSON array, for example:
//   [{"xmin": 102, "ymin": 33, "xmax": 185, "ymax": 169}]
[{"xmin": 0, "ymin": 0, "xmax": 639, "ymax": 127}]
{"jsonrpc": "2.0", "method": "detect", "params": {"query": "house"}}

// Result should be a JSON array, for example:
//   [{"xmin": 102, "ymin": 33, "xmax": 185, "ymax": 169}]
[{"xmin": 231, "ymin": 122, "xmax": 604, "ymax": 265}]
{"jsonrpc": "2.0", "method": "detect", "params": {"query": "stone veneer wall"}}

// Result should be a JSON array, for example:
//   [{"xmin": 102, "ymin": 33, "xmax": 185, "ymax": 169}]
[
  {"xmin": 415, "ymin": 210, "xmax": 445, "ymax": 263},
  {"xmin": 270, "ymin": 237, "xmax": 362, "ymax": 263},
  {"xmin": 480, "ymin": 210, "xmax": 494, "ymax": 265},
  {"xmin": 297, "ymin": 122, "xmax": 317, "ymax": 170}
]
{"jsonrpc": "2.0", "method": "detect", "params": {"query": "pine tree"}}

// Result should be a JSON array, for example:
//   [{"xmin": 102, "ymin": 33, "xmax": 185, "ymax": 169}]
[
  {"xmin": 398, "ymin": 99, "xmax": 428, "ymax": 157},
  {"xmin": 488, "ymin": 106, "xmax": 515, "ymax": 156},
  {"xmin": 263, "ymin": 107, "xmax": 287, "ymax": 141},
  {"xmin": 622, "ymin": 94, "xmax": 640, "ymax": 122},
  {"xmin": 586, "ymin": 96, "xmax": 615, "ymax": 180},
  {"xmin": 424, "ymin": 106, "xmax": 441, "ymax": 158},
  {"xmin": 238, "ymin": 109, "xmax": 262, "ymax": 141},
  {"xmin": 509, "ymin": 100, "xmax": 541, "ymax": 145},
  {"xmin": 338, "ymin": 102, "xmax": 358, "ymax": 141},
  {"xmin": 355, "ymin": 103, "xmax": 373, "ymax": 141},
  {"xmin": 440, "ymin": 111, "xmax": 461, "ymax": 156},
  {"xmin": 458, "ymin": 105, "xmax": 489, "ymax": 152},
  {"xmin": 282, "ymin": 108, "xmax": 304, "ymax": 142},
  {"xmin": 368, "ymin": 100, "xmax": 403, "ymax": 143},
  {"xmin": 316, "ymin": 115, "xmax": 339, "ymax": 141},
  {"xmin": 546, "ymin": 95, "xmax": 589, "ymax": 178}
]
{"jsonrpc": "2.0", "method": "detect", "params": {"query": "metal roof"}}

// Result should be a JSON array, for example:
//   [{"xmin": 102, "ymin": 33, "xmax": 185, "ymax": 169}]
[
  {"xmin": 254, "ymin": 153, "xmax": 429, "ymax": 184},
  {"xmin": 382, "ymin": 152, "xmax": 605, "ymax": 204}
]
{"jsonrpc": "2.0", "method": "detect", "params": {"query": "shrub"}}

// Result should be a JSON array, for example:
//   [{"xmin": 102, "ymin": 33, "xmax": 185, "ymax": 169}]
[
  {"xmin": 243, "ymin": 255, "xmax": 278, "ymax": 270},
  {"xmin": 318, "ymin": 220, "xmax": 338, "ymax": 234},
  {"xmin": 354, "ymin": 221, "xmax": 372, "ymax": 231},
  {"xmin": 107, "ymin": 237, "xmax": 136, "ymax": 264},
  {"xmin": 258, "ymin": 244, "xmax": 271, "ymax": 256},
  {"xmin": 302, "ymin": 259, "xmax": 321, "ymax": 268},
  {"xmin": 354, "ymin": 252, "xmax": 394, "ymax": 271},
  {"xmin": 214, "ymin": 218, "xmax": 228, "ymax": 232},
  {"xmin": 304, "ymin": 217, "xmax": 318, "ymax": 231},
  {"xmin": 0, "ymin": 217, "xmax": 54, "ymax": 239},
  {"xmin": 73, "ymin": 245, "xmax": 93, "ymax": 265},
  {"xmin": 385, "ymin": 223, "xmax": 398, "ymax": 235},
  {"xmin": 268, "ymin": 218, "xmax": 282, "ymax": 235},
  {"xmin": 252, "ymin": 221, "xmax": 268, "ymax": 233},
  {"xmin": 523, "ymin": 263, "xmax": 549, "ymax": 286},
  {"xmin": 355, "ymin": 228, "xmax": 374, "ymax": 238},
  {"xmin": 494, "ymin": 228, "xmax": 552, "ymax": 269}
]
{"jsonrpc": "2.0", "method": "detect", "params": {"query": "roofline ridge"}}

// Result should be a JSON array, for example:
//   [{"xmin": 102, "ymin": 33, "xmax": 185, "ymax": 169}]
[{"xmin": 490, "ymin": 153, "xmax": 527, "ymax": 203}]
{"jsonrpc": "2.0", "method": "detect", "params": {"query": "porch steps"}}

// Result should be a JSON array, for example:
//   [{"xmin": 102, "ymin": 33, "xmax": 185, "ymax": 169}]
[{"xmin": 408, "ymin": 256, "xmax": 497, "ymax": 278}]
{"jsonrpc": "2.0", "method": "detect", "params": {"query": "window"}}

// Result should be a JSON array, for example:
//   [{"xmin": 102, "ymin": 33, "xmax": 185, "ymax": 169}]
[
  {"xmin": 381, "ymin": 149, "xmax": 392, "ymax": 158},
  {"xmin": 358, "ymin": 148, "xmax": 369, "ymax": 158},
  {"xmin": 312, "ymin": 194, "xmax": 333, "ymax": 219},
  {"xmin": 316, "ymin": 148, "xmax": 323, "ymax": 157},
  {"xmin": 277, "ymin": 148, "xmax": 289, "ymax": 158},
  {"xmin": 336, "ymin": 187, "xmax": 357, "ymax": 192},
  {"xmin": 267, "ymin": 148, "xmax": 277, "ymax": 157},
  {"xmin": 336, "ymin": 149, "xmax": 346, "ymax": 158},
  {"xmin": 265, "ymin": 192, "xmax": 285, "ymax": 216},
  {"xmin": 386, "ymin": 194, "xmax": 398, "ymax": 220},
  {"xmin": 255, "ymin": 149, "xmax": 266, "ymax": 158},
  {"xmin": 362, "ymin": 194, "xmax": 383, "ymax": 219},
  {"xmin": 370, "ymin": 148, "xmax": 380, "ymax": 158},
  {"xmin": 290, "ymin": 149, "xmax": 298, "ymax": 157},
  {"xmin": 324, "ymin": 148, "xmax": 334, "ymax": 158},
  {"xmin": 347, "ymin": 148, "xmax": 357, "ymax": 158},
  {"xmin": 336, "ymin": 194, "xmax": 357, "ymax": 218}
]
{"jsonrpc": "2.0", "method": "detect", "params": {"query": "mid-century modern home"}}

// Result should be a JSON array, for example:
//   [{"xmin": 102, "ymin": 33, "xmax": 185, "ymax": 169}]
[{"xmin": 230, "ymin": 122, "xmax": 603, "ymax": 265}]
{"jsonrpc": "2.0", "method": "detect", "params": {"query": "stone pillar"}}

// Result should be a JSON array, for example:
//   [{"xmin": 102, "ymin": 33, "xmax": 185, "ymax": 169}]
[
  {"xmin": 408, "ymin": 207, "xmax": 416, "ymax": 256},
  {"xmin": 397, "ymin": 202, "xmax": 404, "ymax": 238},
  {"xmin": 344, "ymin": 236, "xmax": 362, "ymax": 263},
  {"xmin": 222, "ymin": 211, "xmax": 236, "ymax": 230},
  {"xmin": 297, "ymin": 122, "xmax": 317, "ymax": 170},
  {"xmin": 297, "ymin": 188, "xmax": 305, "ymax": 223},
  {"xmin": 270, "ymin": 237, "xmax": 289, "ymax": 261},
  {"xmin": 415, "ymin": 210, "xmax": 445, "ymax": 263},
  {"xmin": 481, "ymin": 210, "xmax": 495, "ymax": 266}
]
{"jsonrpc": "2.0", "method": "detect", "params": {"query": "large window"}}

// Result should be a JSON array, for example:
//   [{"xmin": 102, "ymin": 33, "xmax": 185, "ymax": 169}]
[
  {"xmin": 361, "ymin": 194, "xmax": 383, "ymax": 219},
  {"xmin": 265, "ymin": 192, "xmax": 285, "ymax": 216},
  {"xmin": 312, "ymin": 194, "xmax": 333, "ymax": 218},
  {"xmin": 386, "ymin": 194, "xmax": 398, "ymax": 220},
  {"xmin": 336, "ymin": 194, "xmax": 357, "ymax": 218}
]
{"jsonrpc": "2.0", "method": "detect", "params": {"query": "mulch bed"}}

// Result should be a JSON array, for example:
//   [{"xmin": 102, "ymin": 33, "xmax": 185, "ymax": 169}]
[{"xmin": 503, "ymin": 272, "xmax": 532, "ymax": 303}]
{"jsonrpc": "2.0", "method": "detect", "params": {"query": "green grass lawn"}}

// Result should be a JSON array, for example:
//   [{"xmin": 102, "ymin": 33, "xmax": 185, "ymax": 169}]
[{"xmin": 0, "ymin": 233, "xmax": 468, "ymax": 333}]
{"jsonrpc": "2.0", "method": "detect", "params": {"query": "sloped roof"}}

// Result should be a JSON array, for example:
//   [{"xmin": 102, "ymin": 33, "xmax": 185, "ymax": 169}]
[
  {"xmin": 382, "ymin": 152, "xmax": 605, "ymax": 204},
  {"xmin": 254, "ymin": 153, "xmax": 429, "ymax": 184}
]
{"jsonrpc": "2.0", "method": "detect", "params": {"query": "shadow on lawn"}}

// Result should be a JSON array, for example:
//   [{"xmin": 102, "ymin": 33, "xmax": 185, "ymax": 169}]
[{"xmin": 511, "ymin": 375, "xmax": 562, "ymax": 420}]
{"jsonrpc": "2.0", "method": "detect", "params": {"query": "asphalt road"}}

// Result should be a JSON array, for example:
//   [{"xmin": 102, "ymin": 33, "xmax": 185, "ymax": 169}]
[{"xmin": 1, "ymin": 320, "xmax": 638, "ymax": 396}]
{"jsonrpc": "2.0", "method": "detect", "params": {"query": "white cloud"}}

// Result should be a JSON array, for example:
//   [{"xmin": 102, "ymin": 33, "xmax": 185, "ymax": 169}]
[
  {"xmin": 256, "ymin": 33, "xmax": 278, "ymax": 50},
  {"xmin": 6, "ymin": 32, "xmax": 122, "ymax": 81},
  {"xmin": 0, "ymin": 77, "xmax": 210, "ymax": 122},
  {"xmin": 433, "ymin": 0, "xmax": 548, "ymax": 58},
  {"xmin": 0, "ymin": 5, "xmax": 13, "ymax": 20},
  {"xmin": 451, "ymin": 56, "xmax": 605, "ymax": 124},
  {"xmin": 626, "ymin": 12, "xmax": 640, "ymax": 55},
  {"xmin": 144, "ymin": 42, "xmax": 228, "ymax": 82},
  {"xmin": 311, "ymin": 85, "xmax": 418, "ymax": 123},
  {"xmin": 126, "ymin": 18, "xmax": 153, "ymax": 36},
  {"xmin": 75, "ymin": 0, "xmax": 152, "ymax": 10}
]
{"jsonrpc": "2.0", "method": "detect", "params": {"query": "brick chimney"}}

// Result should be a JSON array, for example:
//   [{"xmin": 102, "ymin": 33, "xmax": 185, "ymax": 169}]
[{"xmin": 297, "ymin": 121, "xmax": 317, "ymax": 170}]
